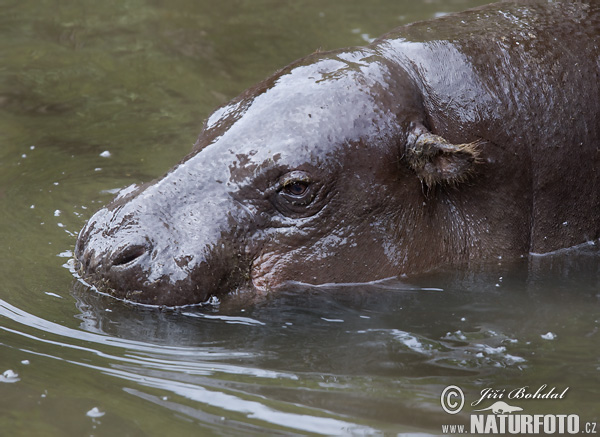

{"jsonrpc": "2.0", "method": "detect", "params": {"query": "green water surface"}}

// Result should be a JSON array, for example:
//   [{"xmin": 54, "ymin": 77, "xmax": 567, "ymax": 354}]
[{"xmin": 1, "ymin": 0, "xmax": 599, "ymax": 435}]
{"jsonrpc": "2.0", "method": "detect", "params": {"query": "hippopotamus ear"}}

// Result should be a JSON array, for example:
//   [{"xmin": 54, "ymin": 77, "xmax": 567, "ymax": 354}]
[{"xmin": 404, "ymin": 124, "xmax": 481, "ymax": 188}]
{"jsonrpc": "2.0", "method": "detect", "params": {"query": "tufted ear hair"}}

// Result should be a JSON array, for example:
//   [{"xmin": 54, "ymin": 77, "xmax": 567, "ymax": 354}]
[{"xmin": 404, "ymin": 124, "xmax": 481, "ymax": 188}]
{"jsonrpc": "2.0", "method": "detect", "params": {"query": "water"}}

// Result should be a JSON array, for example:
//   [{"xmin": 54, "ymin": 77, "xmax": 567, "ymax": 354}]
[{"xmin": 1, "ymin": 0, "xmax": 599, "ymax": 435}]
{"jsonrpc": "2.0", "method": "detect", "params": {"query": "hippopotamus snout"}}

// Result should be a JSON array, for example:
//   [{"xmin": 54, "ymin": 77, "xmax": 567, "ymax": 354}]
[
  {"xmin": 77, "ymin": 224, "xmax": 150, "ymax": 288},
  {"xmin": 77, "ymin": 238, "xmax": 146, "ymax": 278},
  {"xmin": 75, "ymin": 180, "xmax": 251, "ymax": 306},
  {"xmin": 77, "ymin": 204, "xmax": 148, "ymax": 271}
]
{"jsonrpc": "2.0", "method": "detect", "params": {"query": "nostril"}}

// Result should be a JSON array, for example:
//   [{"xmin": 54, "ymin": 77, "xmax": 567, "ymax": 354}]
[{"xmin": 111, "ymin": 244, "xmax": 148, "ymax": 267}]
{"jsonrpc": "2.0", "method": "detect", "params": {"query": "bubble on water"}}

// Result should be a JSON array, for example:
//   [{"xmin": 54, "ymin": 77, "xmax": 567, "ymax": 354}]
[
  {"xmin": 100, "ymin": 187, "xmax": 120, "ymax": 195},
  {"xmin": 541, "ymin": 332, "xmax": 557, "ymax": 340},
  {"xmin": 389, "ymin": 330, "xmax": 431, "ymax": 354},
  {"xmin": 86, "ymin": 407, "xmax": 105, "ymax": 418},
  {"xmin": 361, "ymin": 33, "xmax": 375, "ymax": 43},
  {"xmin": 1, "ymin": 370, "xmax": 20, "ymax": 383},
  {"xmin": 44, "ymin": 292, "xmax": 62, "ymax": 299},
  {"xmin": 505, "ymin": 354, "xmax": 526, "ymax": 364},
  {"xmin": 54, "ymin": 210, "xmax": 61, "ymax": 217},
  {"xmin": 476, "ymin": 344, "xmax": 506, "ymax": 355},
  {"xmin": 99, "ymin": 151, "xmax": 111, "ymax": 158},
  {"xmin": 443, "ymin": 330, "xmax": 467, "ymax": 341},
  {"xmin": 21, "ymin": 360, "xmax": 30, "ymax": 365}
]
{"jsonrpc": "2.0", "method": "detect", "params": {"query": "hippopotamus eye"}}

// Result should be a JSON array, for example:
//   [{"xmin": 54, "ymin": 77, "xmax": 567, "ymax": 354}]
[
  {"xmin": 272, "ymin": 170, "xmax": 319, "ymax": 215},
  {"xmin": 283, "ymin": 181, "xmax": 309, "ymax": 196}
]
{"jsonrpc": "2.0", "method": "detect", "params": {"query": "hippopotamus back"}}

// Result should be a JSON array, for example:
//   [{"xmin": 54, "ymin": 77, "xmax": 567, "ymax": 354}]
[{"xmin": 376, "ymin": 2, "xmax": 600, "ymax": 253}]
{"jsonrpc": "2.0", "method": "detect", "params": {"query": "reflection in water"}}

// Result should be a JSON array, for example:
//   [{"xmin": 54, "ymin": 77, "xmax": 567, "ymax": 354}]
[
  {"xmin": 0, "ymin": 298, "xmax": 373, "ymax": 434},
  {"xmin": 1, "ymin": 244, "xmax": 598, "ymax": 433}
]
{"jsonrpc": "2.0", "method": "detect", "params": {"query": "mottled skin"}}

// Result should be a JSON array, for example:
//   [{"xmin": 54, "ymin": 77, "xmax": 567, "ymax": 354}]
[{"xmin": 75, "ymin": 2, "xmax": 600, "ymax": 306}]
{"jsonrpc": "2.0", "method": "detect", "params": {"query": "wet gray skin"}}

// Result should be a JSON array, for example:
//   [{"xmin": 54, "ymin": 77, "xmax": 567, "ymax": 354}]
[{"xmin": 75, "ymin": 2, "xmax": 600, "ymax": 306}]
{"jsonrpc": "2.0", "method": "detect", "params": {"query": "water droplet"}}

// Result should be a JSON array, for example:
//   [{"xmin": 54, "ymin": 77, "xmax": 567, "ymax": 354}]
[{"xmin": 86, "ymin": 407, "xmax": 105, "ymax": 418}]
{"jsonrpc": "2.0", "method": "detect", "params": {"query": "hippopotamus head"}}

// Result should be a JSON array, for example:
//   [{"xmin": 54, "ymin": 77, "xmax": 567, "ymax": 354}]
[{"xmin": 75, "ymin": 47, "xmax": 478, "ymax": 306}]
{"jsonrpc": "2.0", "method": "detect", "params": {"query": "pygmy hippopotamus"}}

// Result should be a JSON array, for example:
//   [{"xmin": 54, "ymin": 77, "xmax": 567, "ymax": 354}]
[{"xmin": 75, "ymin": 2, "xmax": 600, "ymax": 306}]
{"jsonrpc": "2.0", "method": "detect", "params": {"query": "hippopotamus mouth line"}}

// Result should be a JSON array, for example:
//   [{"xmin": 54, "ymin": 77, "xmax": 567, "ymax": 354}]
[
  {"xmin": 72, "ymin": 266, "xmax": 223, "ymax": 309},
  {"xmin": 284, "ymin": 277, "xmax": 444, "ymax": 292}
]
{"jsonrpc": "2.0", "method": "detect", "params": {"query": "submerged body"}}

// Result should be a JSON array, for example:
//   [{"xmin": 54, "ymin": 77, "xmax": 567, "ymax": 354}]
[{"xmin": 75, "ymin": 2, "xmax": 600, "ymax": 306}]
